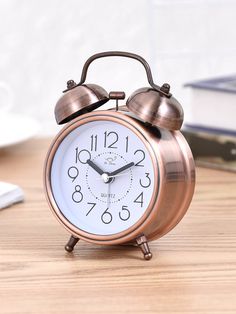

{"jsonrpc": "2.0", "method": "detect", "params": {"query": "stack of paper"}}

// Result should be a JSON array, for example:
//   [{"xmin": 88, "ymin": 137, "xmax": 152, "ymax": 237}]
[{"xmin": 0, "ymin": 181, "xmax": 24, "ymax": 209}]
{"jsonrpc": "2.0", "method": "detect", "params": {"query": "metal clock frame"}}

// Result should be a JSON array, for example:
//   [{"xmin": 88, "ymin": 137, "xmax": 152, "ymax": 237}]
[{"xmin": 44, "ymin": 109, "xmax": 195, "ymax": 259}]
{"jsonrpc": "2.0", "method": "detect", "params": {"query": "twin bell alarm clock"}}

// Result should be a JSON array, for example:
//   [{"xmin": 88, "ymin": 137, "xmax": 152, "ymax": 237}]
[{"xmin": 44, "ymin": 51, "xmax": 195, "ymax": 260}]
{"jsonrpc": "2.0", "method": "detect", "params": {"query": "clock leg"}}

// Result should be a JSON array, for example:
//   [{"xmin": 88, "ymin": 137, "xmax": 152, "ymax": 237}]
[
  {"xmin": 136, "ymin": 234, "xmax": 152, "ymax": 260},
  {"xmin": 65, "ymin": 235, "xmax": 79, "ymax": 252}
]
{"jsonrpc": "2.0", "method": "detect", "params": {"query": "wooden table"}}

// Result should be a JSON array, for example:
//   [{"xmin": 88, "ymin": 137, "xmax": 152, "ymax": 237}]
[{"xmin": 0, "ymin": 138, "xmax": 236, "ymax": 314}]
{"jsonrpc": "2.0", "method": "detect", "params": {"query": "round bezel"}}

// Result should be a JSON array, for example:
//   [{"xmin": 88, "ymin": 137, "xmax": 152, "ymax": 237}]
[{"xmin": 44, "ymin": 111, "xmax": 161, "ymax": 245}]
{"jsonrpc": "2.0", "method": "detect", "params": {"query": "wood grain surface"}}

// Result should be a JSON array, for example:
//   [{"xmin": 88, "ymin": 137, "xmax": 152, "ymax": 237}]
[{"xmin": 0, "ymin": 138, "xmax": 236, "ymax": 314}]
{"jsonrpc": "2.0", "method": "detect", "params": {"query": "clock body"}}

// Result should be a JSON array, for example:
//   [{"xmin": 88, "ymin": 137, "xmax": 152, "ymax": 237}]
[{"xmin": 44, "ymin": 109, "xmax": 195, "ymax": 245}]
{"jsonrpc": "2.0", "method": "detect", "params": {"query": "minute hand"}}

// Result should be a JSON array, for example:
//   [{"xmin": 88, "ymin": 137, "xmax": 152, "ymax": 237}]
[{"xmin": 109, "ymin": 162, "xmax": 134, "ymax": 177}]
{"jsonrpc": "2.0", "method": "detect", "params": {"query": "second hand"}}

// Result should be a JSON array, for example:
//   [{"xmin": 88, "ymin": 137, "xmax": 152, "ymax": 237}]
[
  {"xmin": 95, "ymin": 170, "xmax": 132, "ymax": 181},
  {"xmin": 107, "ymin": 181, "xmax": 111, "ymax": 209}
]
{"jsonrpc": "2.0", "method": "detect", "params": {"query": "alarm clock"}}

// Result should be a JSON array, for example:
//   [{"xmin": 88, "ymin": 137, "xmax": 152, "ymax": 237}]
[{"xmin": 44, "ymin": 51, "xmax": 195, "ymax": 260}]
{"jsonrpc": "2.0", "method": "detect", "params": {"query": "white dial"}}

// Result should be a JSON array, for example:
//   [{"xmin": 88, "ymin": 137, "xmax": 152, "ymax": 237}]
[{"xmin": 51, "ymin": 119, "xmax": 156, "ymax": 236}]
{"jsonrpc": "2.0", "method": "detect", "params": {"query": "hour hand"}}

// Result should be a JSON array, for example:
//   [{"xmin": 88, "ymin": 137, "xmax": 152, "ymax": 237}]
[
  {"xmin": 87, "ymin": 159, "xmax": 104, "ymax": 175},
  {"xmin": 109, "ymin": 162, "xmax": 134, "ymax": 177}
]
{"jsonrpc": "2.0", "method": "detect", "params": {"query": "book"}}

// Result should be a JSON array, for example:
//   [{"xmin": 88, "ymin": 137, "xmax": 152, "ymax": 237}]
[
  {"xmin": 184, "ymin": 75, "xmax": 236, "ymax": 133},
  {"xmin": 0, "ymin": 181, "xmax": 24, "ymax": 209},
  {"xmin": 183, "ymin": 125, "xmax": 236, "ymax": 172}
]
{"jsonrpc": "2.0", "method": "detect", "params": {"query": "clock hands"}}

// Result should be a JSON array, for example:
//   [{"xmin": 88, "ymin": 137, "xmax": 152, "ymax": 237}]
[
  {"xmin": 109, "ymin": 162, "xmax": 134, "ymax": 177},
  {"xmin": 107, "ymin": 171, "xmax": 131, "ymax": 178},
  {"xmin": 87, "ymin": 159, "xmax": 134, "ymax": 184},
  {"xmin": 86, "ymin": 159, "xmax": 111, "ymax": 183}
]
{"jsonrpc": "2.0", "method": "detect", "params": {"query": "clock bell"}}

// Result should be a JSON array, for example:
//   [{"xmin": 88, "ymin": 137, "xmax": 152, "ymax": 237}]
[{"xmin": 54, "ymin": 51, "xmax": 183, "ymax": 132}]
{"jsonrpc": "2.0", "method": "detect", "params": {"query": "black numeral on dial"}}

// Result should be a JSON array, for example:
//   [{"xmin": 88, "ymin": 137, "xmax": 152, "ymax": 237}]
[
  {"xmin": 134, "ymin": 192, "xmax": 144, "ymax": 207},
  {"xmin": 67, "ymin": 166, "xmax": 79, "ymax": 182},
  {"xmin": 119, "ymin": 205, "xmax": 130, "ymax": 221},
  {"xmin": 86, "ymin": 202, "xmax": 96, "ymax": 216},
  {"xmin": 104, "ymin": 131, "xmax": 118, "ymax": 149},
  {"xmin": 90, "ymin": 135, "xmax": 98, "ymax": 151},
  {"xmin": 101, "ymin": 208, "xmax": 113, "ymax": 224},
  {"xmin": 134, "ymin": 149, "xmax": 145, "ymax": 167},
  {"xmin": 75, "ymin": 148, "xmax": 91, "ymax": 164},
  {"xmin": 72, "ymin": 185, "xmax": 83, "ymax": 203},
  {"xmin": 125, "ymin": 136, "xmax": 129, "ymax": 153},
  {"xmin": 139, "ymin": 173, "xmax": 151, "ymax": 188}
]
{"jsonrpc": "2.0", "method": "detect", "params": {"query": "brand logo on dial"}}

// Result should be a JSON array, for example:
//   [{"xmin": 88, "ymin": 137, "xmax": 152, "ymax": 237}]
[{"xmin": 104, "ymin": 156, "xmax": 117, "ymax": 165}]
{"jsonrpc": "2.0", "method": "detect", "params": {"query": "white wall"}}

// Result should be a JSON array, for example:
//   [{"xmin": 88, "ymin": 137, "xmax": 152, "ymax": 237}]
[
  {"xmin": 149, "ymin": 0, "xmax": 236, "ymax": 120},
  {"xmin": 0, "ymin": 0, "xmax": 236, "ymax": 135}
]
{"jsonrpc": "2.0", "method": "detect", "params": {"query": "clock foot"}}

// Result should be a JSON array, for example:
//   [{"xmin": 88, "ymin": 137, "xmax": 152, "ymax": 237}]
[
  {"xmin": 65, "ymin": 235, "xmax": 79, "ymax": 252},
  {"xmin": 136, "ymin": 234, "xmax": 152, "ymax": 260}
]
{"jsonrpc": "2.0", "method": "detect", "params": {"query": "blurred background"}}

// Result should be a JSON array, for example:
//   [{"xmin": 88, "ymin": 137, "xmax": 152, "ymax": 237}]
[{"xmin": 0, "ymin": 0, "xmax": 236, "ymax": 135}]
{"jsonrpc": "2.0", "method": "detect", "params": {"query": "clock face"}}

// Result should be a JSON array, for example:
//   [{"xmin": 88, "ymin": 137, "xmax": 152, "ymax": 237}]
[{"xmin": 50, "ymin": 119, "xmax": 157, "ymax": 236}]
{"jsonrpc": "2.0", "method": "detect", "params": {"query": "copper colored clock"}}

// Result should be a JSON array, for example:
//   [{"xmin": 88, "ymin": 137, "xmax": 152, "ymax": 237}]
[{"xmin": 44, "ymin": 51, "xmax": 195, "ymax": 260}]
